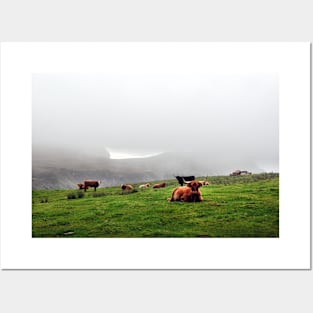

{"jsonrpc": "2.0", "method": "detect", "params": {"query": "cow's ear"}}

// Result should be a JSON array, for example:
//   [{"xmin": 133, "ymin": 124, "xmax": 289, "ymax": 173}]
[
  {"xmin": 187, "ymin": 183, "xmax": 191, "ymax": 187},
  {"xmin": 198, "ymin": 182, "xmax": 203, "ymax": 187}
]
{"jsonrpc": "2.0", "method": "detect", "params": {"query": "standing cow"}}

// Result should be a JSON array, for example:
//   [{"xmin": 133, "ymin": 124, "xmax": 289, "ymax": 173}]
[
  {"xmin": 175, "ymin": 176, "xmax": 195, "ymax": 186},
  {"xmin": 77, "ymin": 183, "xmax": 87, "ymax": 190},
  {"xmin": 83, "ymin": 180, "xmax": 101, "ymax": 192}
]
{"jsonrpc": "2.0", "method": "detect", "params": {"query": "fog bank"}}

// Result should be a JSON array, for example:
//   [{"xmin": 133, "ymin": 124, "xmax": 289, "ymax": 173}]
[{"xmin": 33, "ymin": 72, "xmax": 279, "ymax": 177}]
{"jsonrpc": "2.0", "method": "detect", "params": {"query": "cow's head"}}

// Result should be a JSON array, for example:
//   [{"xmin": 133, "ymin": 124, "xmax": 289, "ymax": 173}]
[
  {"xmin": 77, "ymin": 183, "xmax": 84, "ymax": 189},
  {"xmin": 187, "ymin": 180, "xmax": 203, "ymax": 193}
]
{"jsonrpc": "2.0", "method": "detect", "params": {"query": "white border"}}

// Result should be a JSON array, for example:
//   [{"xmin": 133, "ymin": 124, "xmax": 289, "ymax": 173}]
[{"xmin": 0, "ymin": 43, "xmax": 310, "ymax": 269}]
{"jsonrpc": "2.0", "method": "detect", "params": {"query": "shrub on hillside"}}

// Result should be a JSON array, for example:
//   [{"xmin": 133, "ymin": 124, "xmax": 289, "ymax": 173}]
[
  {"xmin": 67, "ymin": 191, "xmax": 85, "ymax": 200},
  {"xmin": 77, "ymin": 191, "xmax": 84, "ymax": 198},
  {"xmin": 67, "ymin": 193, "xmax": 76, "ymax": 200}
]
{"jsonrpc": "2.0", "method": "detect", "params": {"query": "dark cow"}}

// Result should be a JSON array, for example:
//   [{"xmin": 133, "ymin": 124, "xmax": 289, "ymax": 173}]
[
  {"xmin": 169, "ymin": 180, "xmax": 203, "ymax": 202},
  {"xmin": 240, "ymin": 171, "xmax": 252, "ymax": 175},
  {"xmin": 175, "ymin": 175, "xmax": 195, "ymax": 186},
  {"xmin": 153, "ymin": 182, "xmax": 166, "ymax": 188},
  {"xmin": 83, "ymin": 180, "xmax": 101, "ymax": 192}
]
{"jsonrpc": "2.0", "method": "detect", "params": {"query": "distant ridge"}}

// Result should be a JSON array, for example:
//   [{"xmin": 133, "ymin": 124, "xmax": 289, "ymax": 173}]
[{"xmin": 32, "ymin": 146, "xmax": 265, "ymax": 190}]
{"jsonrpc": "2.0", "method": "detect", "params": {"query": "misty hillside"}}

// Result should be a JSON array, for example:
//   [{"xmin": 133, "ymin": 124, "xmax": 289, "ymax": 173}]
[{"xmin": 32, "ymin": 146, "xmax": 265, "ymax": 190}]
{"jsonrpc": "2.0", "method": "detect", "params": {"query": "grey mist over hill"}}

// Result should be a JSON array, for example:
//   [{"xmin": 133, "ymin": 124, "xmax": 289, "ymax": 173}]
[
  {"xmin": 32, "ymin": 145, "xmax": 271, "ymax": 190},
  {"xmin": 32, "ymin": 56, "xmax": 279, "ymax": 189}
]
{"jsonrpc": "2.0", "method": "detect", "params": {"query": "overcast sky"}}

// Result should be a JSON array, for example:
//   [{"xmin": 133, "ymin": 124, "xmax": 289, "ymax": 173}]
[{"xmin": 32, "ymin": 46, "xmax": 279, "ymax": 172}]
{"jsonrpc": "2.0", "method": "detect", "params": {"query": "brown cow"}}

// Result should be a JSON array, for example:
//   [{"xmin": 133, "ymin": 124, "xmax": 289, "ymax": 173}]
[
  {"xmin": 153, "ymin": 182, "xmax": 166, "ymax": 188},
  {"xmin": 77, "ymin": 183, "xmax": 88, "ymax": 190},
  {"xmin": 168, "ymin": 180, "xmax": 203, "ymax": 202},
  {"xmin": 121, "ymin": 184, "xmax": 134, "ymax": 193},
  {"xmin": 83, "ymin": 180, "xmax": 101, "ymax": 192}
]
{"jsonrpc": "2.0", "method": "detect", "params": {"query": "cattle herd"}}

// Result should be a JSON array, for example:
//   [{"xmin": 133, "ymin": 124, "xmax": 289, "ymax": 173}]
[{"xmin": 77, "ymin": 176, "xmax": 210, "ymax": 202}]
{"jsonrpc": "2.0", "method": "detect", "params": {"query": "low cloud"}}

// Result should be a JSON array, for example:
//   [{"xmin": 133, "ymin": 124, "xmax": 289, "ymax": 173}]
[{"xmin": 33, "ymin": 72, "xmax": 279, "ymax": 174}]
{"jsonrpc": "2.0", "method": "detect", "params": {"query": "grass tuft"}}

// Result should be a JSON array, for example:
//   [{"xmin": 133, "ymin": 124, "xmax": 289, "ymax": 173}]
[{"xmin": 91, "ymin": 192, "xmax": 106, "ymax": 197}]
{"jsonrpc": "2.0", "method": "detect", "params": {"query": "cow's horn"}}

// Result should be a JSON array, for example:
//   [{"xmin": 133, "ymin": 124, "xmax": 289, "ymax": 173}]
[{"xmin": 182, "ymin": 178, "xmax": 191, "ymax": 184}]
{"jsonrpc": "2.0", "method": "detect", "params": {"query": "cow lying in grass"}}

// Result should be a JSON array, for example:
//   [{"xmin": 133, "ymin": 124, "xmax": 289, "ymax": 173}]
[
  {"xmin": 199, "ymin": 180, "xmax": 209, "ymax": 186},
  {"xmin": 168, "ymin": 180, "xmax": 203, "ymax": 202},
  {"xmin": 121, "ymin": 184, "xmax": 134, "ymax": 193},
  {"xmin": 139, "ymin": 183, "xmax": 150, "ymax": 189},
  {"xmin": 153, "ymin": 182, "xmax": 166, "ymax": 188}
]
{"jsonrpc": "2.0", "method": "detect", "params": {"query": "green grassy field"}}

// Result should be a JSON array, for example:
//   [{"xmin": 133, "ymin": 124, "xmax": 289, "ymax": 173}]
[{"xmin": 32, "ymin": 173, "xmax": 279, "ymax": 237}]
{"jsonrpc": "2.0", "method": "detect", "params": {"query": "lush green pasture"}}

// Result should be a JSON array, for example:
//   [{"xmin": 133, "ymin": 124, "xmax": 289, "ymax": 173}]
[{"xmin": 32, "ymin": 173, "xmax": 279, "ymax": 237}]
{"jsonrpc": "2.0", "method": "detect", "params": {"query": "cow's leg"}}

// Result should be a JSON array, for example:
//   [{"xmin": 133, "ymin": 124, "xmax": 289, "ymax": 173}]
[{"xmin": 94, "ymin": 186, "xmax": 96, "ymax": 191}]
